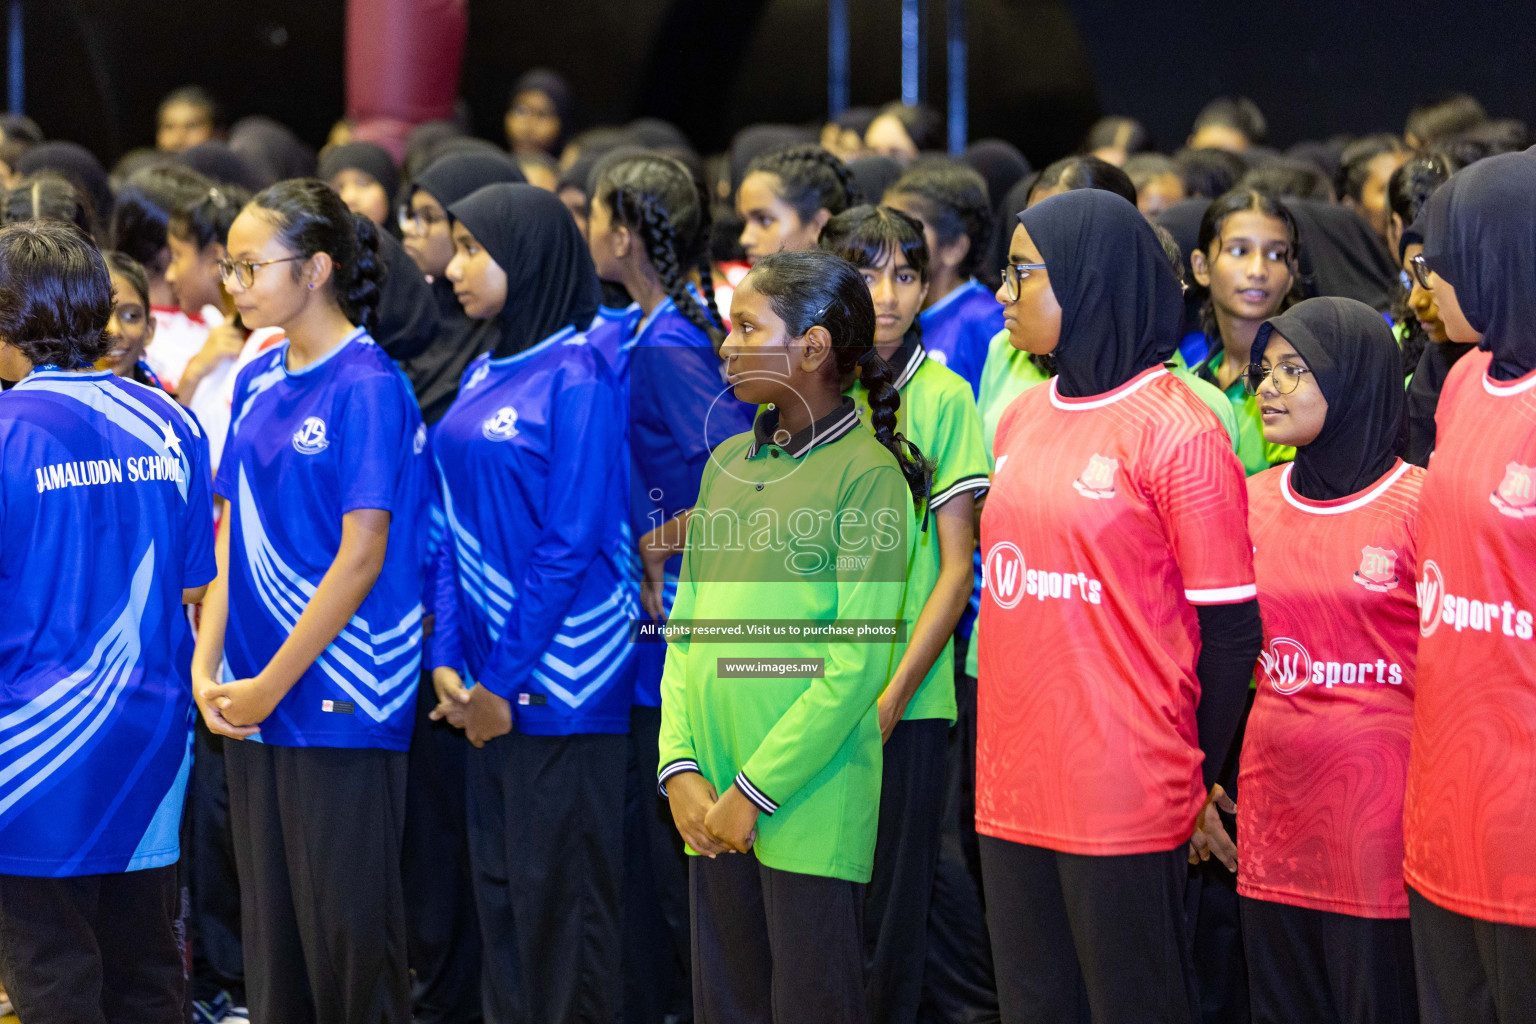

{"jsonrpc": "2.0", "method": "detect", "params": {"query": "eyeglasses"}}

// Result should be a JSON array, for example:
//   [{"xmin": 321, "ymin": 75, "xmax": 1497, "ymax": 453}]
[
  {"xmin": 1408, "ymin": 253, "xmax": 1433, "ymax": 291},
  {"xmin": 217, "ymin": 256, "xmax": 304, "ymax": 288},
  {"xmin": 398, "ymin": 204, "xmax": 446, "ymax": 236},
  {"xmin": 1001, "ymin": 261, "xmax": 1048, "ymax": 301},
  {"xmin": 1245, "ymin": 362, "xmax": 1312, "ymax": 395}
]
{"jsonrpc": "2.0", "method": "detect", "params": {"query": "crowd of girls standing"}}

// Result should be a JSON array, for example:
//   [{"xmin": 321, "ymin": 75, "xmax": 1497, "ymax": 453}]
[{"xmin": 1, "ymin": 82, "xmax": 1535, "ymax": 1024}]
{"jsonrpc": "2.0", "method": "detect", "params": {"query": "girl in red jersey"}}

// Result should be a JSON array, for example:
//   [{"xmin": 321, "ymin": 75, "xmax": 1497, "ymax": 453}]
[
  {"xmin": 1404, "ymin": 150, "xmax": 1536, "ymax": 1021},
  {"xmin": 1201, "ymin": 297, "xmax": 1424, "ymax": 1023},
  {"xmin": 976, "ymin": 188, "xmax": 1262, "ymax": 1024}
]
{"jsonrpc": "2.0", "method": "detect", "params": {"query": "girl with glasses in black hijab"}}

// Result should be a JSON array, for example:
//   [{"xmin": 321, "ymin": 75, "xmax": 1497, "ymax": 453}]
[
  {"xmin": 429, "ymin": 182, "xmax": 632, "ymax": 1024},
  {"xmin": 1403, "ymin": 150, "xmax": 1536, "ymax": 1020},
  {"xmin": 396, "ymin": 150, "xmax": 525, "ymax": 425},
  {"xmin": 976, "ymin": 189, "xmax": 1261, "ymax": 1024},
  {"xmin": 1197, "ymin": 297, "xmax": 1424, "ymax": 1023}
]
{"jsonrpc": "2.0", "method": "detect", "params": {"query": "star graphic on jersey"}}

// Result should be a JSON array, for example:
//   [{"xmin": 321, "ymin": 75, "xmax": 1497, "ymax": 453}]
[{"xmin": 160, "ymin": 418, "xmax": 182, "ymax": 456}]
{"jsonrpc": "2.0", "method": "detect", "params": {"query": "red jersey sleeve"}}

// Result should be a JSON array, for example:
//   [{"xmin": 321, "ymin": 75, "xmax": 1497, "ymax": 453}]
[{"xmin": 1148, "ymin": 426, "xmax": 1256, "ymax": 605}]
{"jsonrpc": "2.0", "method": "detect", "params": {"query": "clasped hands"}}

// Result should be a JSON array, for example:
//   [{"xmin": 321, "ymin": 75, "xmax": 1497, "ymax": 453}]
[
  {"xmin": 430, "ymin": 666, "xmax": 514, "ymax": 747},
  {"xmin": 666, "ymin": 771, "xmax": 760, "ymax": 857}
]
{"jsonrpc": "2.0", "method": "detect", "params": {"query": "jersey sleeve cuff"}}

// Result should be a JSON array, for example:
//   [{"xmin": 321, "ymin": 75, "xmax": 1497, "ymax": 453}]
[
  {"xmin": 733, "ymin": 771, "xmax": 779, "ymax": 816},
  {"xmin": 473, "ymin": 668, "xmax": 515, "ymax": 701},
  {"xmin": 657, "ymin": 758, "xmax": 700, "ymax": 797},
  {"xmin": 929, "ymin": 474, "xmax": 991, "ymax": 512},
  {"xmin": 1184, "ymin": 584, "xmax": 1258, "ymax": 605}
]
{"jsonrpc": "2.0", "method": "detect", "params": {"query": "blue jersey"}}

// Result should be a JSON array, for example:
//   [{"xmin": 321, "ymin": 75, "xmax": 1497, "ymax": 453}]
[
  {"xmin": 627, "ymin": 298, "xmax": 755, "ymax": 706},
  {"xmin": 215, "ymin": 328, "xmax": 427, "ymax": 750},
  {"xmin": 919, "ymin": 279, "xmax": 1004, "ymax": 397},
  {"xmin": 0, "ymin": 370, "xmax": 214, "ymax": 877},
  {"xmin": 432, "ymin": 327, "xmax": 636, "ymax": 735}
]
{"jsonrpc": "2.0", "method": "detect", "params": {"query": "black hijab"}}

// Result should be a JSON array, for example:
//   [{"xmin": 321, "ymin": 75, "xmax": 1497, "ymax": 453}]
[
  {"xmin": 319, "ymin": 142, "xmax": 401, "ymax": 204},
  {"xmin": 1420, "ymin": 149, "xmax": 1536, "ymax": 381},
  {"xmin": 962, "ymin": 138, "xmax": 1031, "ymax": 211},
  {"xmin": 448, "ymin": 183, "xmax": 599, "ymax": 359},
  {"xmin": 511, "ymin": 69, "xmax": 577, "ymax": 153},
  {"xmin": 411, "ymin": 150, "xmax": 525, "ymax": 209},
  {"xmin": 1252, "ymin": 297, "xmax": 1404, "ymax": 500},
  {"xmin": 1017, "ymin": 189, "xmax": 1184, "ymax": 397},
  {"xmin": 1287, "ymin": 198, "xmax": 1398, "ymax": 311},
  {"xmin": 229, "ymin": 115, "xmax": 317, "ymax": 181},
  {"xmin": 369, "ymin": 228, "xmax": 439, "ymax": 363}
]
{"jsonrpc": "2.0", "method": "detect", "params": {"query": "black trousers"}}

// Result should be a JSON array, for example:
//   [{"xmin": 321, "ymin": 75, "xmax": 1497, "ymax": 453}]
[
  {"xmin": 691, "ymin": 850, "xmax": 868, "ymax": 1024},
  {"xmin": 979, "ymin": 836, "xmax": 1198, "ymax": 1024},
  {"xmin": 0, "ymin": 865, "xmax": 185, "ymax": 1024},
  {"xmin": 1185, "ymin": 689, "xmax": 1253, "ymax": 1024},
  {"xmin": 466, "ymin": 729, "xmax": 626, "ymax": 1024},
  {"xmin": 1240, "ymin": 896, "xmax": 1416, "ymax": 1024},
  {"xmin": 401, "ymin": 674, "xmax": 483, "ymax": 1023},
  {"xmin": 1410, "ymin": 886, "xmax": 1536, "ymax": 1023},
  {"xmin": 866, "ymin": 718, "xmax": 949, "ymax": 1024},
  {"xmin": 622, "ymin": 704, "xmax": 691, "ymax": 1024},
  {"xmin": 187, "ymin": 716, "xmax": 244, "ymax": 1005},
  {"xmin": 225, "ymin": 741, "xmax": 411, "ymax": 1024},
  {"xmin": 920, "ymin": 653, "xmax": 999, "ymax": 1024}
]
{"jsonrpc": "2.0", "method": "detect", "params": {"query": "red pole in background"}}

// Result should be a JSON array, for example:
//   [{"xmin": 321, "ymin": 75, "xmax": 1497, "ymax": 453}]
[{"xmin": 346, "ymin": 0, "xmax": 467, "ymax": 160}]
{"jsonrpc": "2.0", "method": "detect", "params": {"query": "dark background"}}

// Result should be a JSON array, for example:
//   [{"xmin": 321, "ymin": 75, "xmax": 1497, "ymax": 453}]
[{"xmin": 22, "ymin": 0, "xmax": 1536, "ymax": 168}]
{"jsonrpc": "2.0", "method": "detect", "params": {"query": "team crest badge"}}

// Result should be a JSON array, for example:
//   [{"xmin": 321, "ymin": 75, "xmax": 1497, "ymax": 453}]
[
  {"xmin": 1353, "ymin": 545, "xmax": 1400, "ymax": 593},
  {"xmin": 481, "ymin": 406, "xmax": 520, "ymax": 442},
  {"xmin": 1072, "ymin": 453, "xmax": 1119, "ymax": 499},
  {"xmin": 1490, "ymin": 461, "xmax": 1536, "ymax": 518},
  {"xmin": 291, "ymin": 416, "xmax": 329, "ymax": 455}
]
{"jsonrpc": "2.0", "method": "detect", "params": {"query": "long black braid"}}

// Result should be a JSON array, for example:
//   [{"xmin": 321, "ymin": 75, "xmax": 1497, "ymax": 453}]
[
  {"xmin": 745, "ymin": 144, "xmax": 855, "ymax": 223},
  {"xmin": 748, "ymin": 249, "xmax": 933, "ymax": 511},
  {"xmin": 597, "ymin": 153, "xmax": 723, "ymax": 347}
]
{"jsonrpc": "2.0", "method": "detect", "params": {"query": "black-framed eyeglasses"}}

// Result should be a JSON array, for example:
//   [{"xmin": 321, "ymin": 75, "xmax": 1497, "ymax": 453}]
[
  {"xmin": 1245, "ymin": 362, "xmax": 1312, "ymax": 395},
  {"xmin": 1408, "ymin": 253, "xmax": 1433, "ymax": 291},
  {"xmin": 217, "ymin": 256, "xmax": 304, "ymax": 288},
  {"xmin": 1001, "ymin": 262, "xmax": 1048, "ymax": 301}
]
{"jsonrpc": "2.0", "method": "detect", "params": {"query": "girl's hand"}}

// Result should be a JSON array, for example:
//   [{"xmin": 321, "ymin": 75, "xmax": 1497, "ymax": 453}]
[
  {"xmin": 462, "ymin": 685, "xmax": 513, "ymax": 748},
  {"xmin": 667, "ymin": 771, "xmax": 729, "ymax": 857},
  {"xmin": 704, "ymin": 784, "xmax": 760, "ymax": 855},
  {"xmin": 192, "ymin": 671, "xmax": 261, "ymax": 740},
  {"xmin": 197, "ymin": 676, "xmax": 276, "ymax": 735},
  {"xmin": 429, "ymin": 666, "xmax": 472, "ymax": 728},
  {"xmin": 877, "ymin": 684, "xmax": 911, "ymax": 744},
  {"xmin": 1188, "ymin": 784, "xmax": 1238, "ymax": 872}
]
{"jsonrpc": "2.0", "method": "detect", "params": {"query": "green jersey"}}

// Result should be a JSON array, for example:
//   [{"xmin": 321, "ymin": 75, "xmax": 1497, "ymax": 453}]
[
  {"xmin": 657, "ymin": 397, "xmax": 915, "ymax": 882},
  {"xmin": 849, "ymin": 332, "xmax": 991, "ymax": 723}
]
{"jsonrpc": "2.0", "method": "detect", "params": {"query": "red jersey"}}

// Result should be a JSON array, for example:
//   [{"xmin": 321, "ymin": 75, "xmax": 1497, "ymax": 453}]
[
  {"xmin": 1406, "ymin": 350, "xmax": 1536, "ymax": 926},
  {"xmin": 1239, "ymin": 461, "xmax": 1423, "ymax": 918},
  {"xmin": 977, "ymin": 367, "xmax": 1255, "ymax": 855}
]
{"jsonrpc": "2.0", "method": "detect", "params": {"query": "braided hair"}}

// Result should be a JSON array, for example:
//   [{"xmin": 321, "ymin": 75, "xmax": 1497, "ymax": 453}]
[
  {"xmin": 747, "ymin": 249, "xmax": 932, "ymax": 508},
  {"xmin": 744, "ymin": 144, "xmax": 855, "ymax": 224},
  {"xmin": 596, "ymin": 153, "xmax": 724, "ymax": 346}
]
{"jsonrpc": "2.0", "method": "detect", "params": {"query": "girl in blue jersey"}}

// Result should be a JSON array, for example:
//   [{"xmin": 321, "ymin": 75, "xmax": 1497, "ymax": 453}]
[
  {"xmin": 428, "ymin": 182, "xmax": 634, "ymax": 1023},
  {"xmin": 0, "ymin": 221, "xmax": 215, "ymax": 1023},
  {"xmin": 189, "ymin": 179, "xmax": 426, "ymax": 1024},
  {"xmin": 587, "ymin": 151, "xmax": 757, "ymax": 1021},
  {"xmin": 884, "ymin": 160, "xmax": 1003, "ymax": 395}
]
